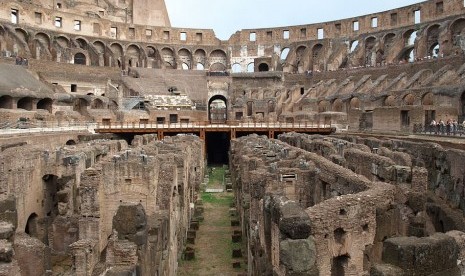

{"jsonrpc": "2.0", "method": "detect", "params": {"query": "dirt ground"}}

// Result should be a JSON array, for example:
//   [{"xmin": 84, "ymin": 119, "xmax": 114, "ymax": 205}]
[{"xmin": 177, "ymin": 167, "xmax": 246, "ymax": 276}]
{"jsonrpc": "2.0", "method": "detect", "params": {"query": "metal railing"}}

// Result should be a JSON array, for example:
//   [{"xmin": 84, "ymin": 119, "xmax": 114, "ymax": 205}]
[
  {"xmin": 412, "ymin": 123, "xmax": 465, "ymax": 136},
  {"xmin": 0, "ymin": 121, "xmax": 97, "ymax": 135},
  {"xmin": 96, "ymin": 120, "xmax": 333, "ymax": 130}
]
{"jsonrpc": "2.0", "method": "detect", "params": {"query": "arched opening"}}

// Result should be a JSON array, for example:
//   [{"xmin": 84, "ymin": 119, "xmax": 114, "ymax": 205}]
[
  {"xmin": 75, "ymin": 38, "xmax": 88, "ymax": 50},
  {"xmin": 426, "ymin": 25, "xmax": 440, "ymax": 57},
  {"xmin": 258, "ymin": 63, "xmax": 269, "ymax": 72},
  {"xmin": 332, "ymin": 254, "xmax": 350, "ymax": 276},
  {"xmin": 365, "ymin": 37, "xmax": 376, "ymax": 66},
  {"xmin": 350, "ymin": 97, "xmax": 360, "ymax": 109},
  {"xmin": 384, "ymin": 95, "xmax": 396, "ymax": 106},
  {"xmin": 178, "ymin": 48, "xmax": 192, "ymax": 69},
  {"xmin": 146, "ymin": 46, "xmax": 161, "ymax": 68},
  {"xmin": 55, "ymin": 36, "xmax": 70, "ymax": 48},
  {"xmin": 383, "ymin": 33, "xmax": 396, "ymax": 50},
  {"xmin": 247, "ymin": 63, "xmax": 254, "ymax": 73},
  {"xmin": 350, "ymin": 40, "xmax": 359, "ymax": 53},
  {"xmin": 231, "ymin": 63, "xmax": 241, "ymax": 73},
  {"xmin": 403, "ymin": 93, "xmax": 415, "ymax": 105},
  {"xmin": 196, "ymin": 63, "xmax": 204, "ymax": 70},
  {"xmin": 17, "ymin": 97, "xmax": 33, "ymax": 111},
  {"xmin": 451, "ymin": 18, "xmax": 465, "ymax": 48},
  {"xmin": 194, "ymin": 49, "xmax": 206, "ymax": 67},
  {"xmin": 91, "ymin": 99, "xmax": 104, "ymax": 109},
  {"xmin": 429, "ymin": 43, "xmax": 440, "ymax": 58},
  {"xmin": 0, "ymin": 95, "xmax": 13, "ymax": 109},
  {"xmin": 332, "ymin": 99, "xmax": 344, "ymax": 112},
  {"xmin": 209, "ymin": 95, "xmax": 227, "ymax": 123},
  {"xmin": 318, "ymin": 100, "xmax": 329, "ymax": 112},
  {"xmin": 74, "ymin": 53, "xmax": 86, "ymax": 65},
  {"xmin": 311, "ymin": 44, "xmax": 324, "ymax": 71},
  {"xmin": 73, "ymin": 98, "xmax": 89, "ymax": 114},
  {"xmin": 209, "ymin": 49, "xmax": 227, "ymax": 69},
  {"xmin": 404, "ymin": 30, "xmax": 417, "ymax": 46},
  {"xmin": 280, "ymin": 48, "xmax": 290, "ymax": 61},
  {"xmin": 210, "ymin": 62, "xmax": 226, "ymax": 72},
  {"xmin": 399, "ymin": 46, "xmax": 415, "ymax": 63},
  {"xmin": 37, "ymin": 98, "xmax": 53, "ymax": 113},
  {"xmin": 66, "ymin": 139, "xmax": 76, "ymax": 145},
  {"xmin": 422, "ymin": 92, "xmax": 434, "ymax": 105},
  {"xmin": 25, "ymin": 213, "xmax": 39, "ymax": 237},
  {"xmin": 110, "ymin": 43, "xmax": 124, "ymax": 68}
]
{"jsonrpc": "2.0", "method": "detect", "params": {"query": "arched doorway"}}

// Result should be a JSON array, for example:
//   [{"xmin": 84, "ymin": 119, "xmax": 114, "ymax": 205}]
[
  {"xmin": 208, "ymin": 95, "xmax": 227, "ymax": 123},
  {"xmin": 74, "ymin": 53, "xmax": 86, "ymax": 65},
  {"xmin": 258, "ymin": 63, "xmax": 269, "ymax": 72}
]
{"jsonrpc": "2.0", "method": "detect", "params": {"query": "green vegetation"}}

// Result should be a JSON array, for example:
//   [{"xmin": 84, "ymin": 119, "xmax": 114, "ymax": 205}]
[{"xmin": 208, "ymin": 166, "xmax": 226, "ymax": 186}]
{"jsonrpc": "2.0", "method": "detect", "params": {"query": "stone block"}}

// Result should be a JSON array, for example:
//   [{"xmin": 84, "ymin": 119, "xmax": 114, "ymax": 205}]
[
  {"xmin": 0, "ymin": 240, "xmax": 13, "ymax": 263},
  {"xmin": 370, "ymin": 263, "xmax": 404, "ymax": 276},
  {"xmin": 279, "ymin": 237, "xmax": 317, "ymax": 274},
  {"xmin": 0, "ymin": 222, "xmax": 14, "ymax": 241},
  {"xmin": 382, "ymin": 233, "xmax": 459, "ymax": 275}
]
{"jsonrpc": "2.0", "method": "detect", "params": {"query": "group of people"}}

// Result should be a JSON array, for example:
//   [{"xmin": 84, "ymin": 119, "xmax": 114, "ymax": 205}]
[
  {"xmin": 429, "ymin": 118, "xmax": 464, "ymax": 135},
  {"xmin": 15, "ymin": 56, "xmax": 28, "ymax": 66}
]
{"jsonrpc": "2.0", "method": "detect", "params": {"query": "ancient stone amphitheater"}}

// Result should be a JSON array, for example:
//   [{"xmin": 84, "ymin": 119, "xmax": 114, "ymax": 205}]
[{"xmin": 1, "ymin": 0, "xmax": 465, "ymax": 275}]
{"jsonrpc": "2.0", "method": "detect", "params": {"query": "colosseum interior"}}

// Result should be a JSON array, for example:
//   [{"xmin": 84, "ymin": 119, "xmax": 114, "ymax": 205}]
[{"xmin": 1, "ymin": 0, "xmax": 465, "ymax": 275}]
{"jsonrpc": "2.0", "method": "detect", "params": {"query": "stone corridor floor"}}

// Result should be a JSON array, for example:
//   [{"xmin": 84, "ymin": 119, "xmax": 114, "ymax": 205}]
[{"xmin": 177, "ymin": 167, "xmax": 246, "ymax": 276}]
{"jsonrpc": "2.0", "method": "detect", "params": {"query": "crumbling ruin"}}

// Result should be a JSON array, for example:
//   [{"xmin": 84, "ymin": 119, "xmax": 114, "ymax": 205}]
[{"xmin": 2, "ymin": 0, "xmax": 465, "ymax": 275}]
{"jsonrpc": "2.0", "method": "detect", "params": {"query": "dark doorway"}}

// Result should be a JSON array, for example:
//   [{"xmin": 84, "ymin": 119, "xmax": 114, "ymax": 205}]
[
  {"xmin": 258, "ymin": 63, "xmax": 269, "ymax": 72},
  {"xmin": 331, "ymin": 254, "xmax": 350, "ymax": 276},
  {"xmin": 206, "ymin": 132, "xmax": 230, "ymax": 165},
  {"xmin": 209, "ymin": 95, "xmax": 227, "ymax": 123},
  {"xmin": 425, "ymin": 110, "xmax": 435, "ymax": 126},
  {"xmin": 74, "ymin": 53, "xmax": 86, "ymax": 65}
]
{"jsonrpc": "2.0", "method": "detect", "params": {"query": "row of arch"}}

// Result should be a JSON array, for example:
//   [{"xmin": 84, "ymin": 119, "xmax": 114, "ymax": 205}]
[
  {"xmin": 0, "ymin": 95, "xmax": 115, "ymax": 113},
  {"xmin": 1, "ymin": 25, "xmax": 230, "ymax": 71},
  {"xmin": 282, "ymin": 17, "xmax": 465, "ymax": 72},
  {"xmin": 315, "ymin": 92, "xmax": 444, "ymax": 113}
]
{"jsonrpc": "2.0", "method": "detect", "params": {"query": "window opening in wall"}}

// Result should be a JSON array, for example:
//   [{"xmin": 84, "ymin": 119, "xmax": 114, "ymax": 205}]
[
  {"xmin": 300, "ymin": 28, "xmax": 306, "ymax": 38},
  {"xmin": 71, "ymin": 84, "xmax": 77, "ymax": 92},
  {"xmin": 110, "ymin": 27, "xmax": 117, "ymax": 38},
  {"xmin": 247, "ymin": 62, "xmax": 254, "ymax": 72},
  {"xmin": 156, "ymin": 117, "xmax": 165, "ymax": 124},
  {"xmin": 280, "ymin": 48, "xmax": 290, "ymax": 61},
  {"xmin": 436, "ymin": 1, "xmax": 444, "ymax": 14},
  {"xmin": 74, "ymin": 20, "xmax": 81, "ymax": 31},
  {"xmin": 180, "ymin": 32, "xmax": 187, "ymax": 41},
  {"xmin": 414, "ymin": 10, "xmax": 421, "ymax": 24},
  {"xmin": 56, "ymin": 3, "xmax": 62, "ymax": 9},
  {"xmin": 266, "ymin": 31, "xmax": 272, "ymax": 39},
  {"xmin": 401, "ymin": 110, "xmax": 410, "ymax": 126},
  {"xmin": 283, "ymin": 30, "xmax": 290, "ymax": 39},
  {"xmin": 335, "ymin": 23, "xmax": 341, "ymax": 31},
  {"xmin": 146, "ymin": 29, "xmax": 152, "ymax": 37},
  {"xmin": 169, "ymin": 114, "xmax": 178, "ymax": 123},
  {"xmin": 196, "ymin": 63, "xmax": 204, "ymax": 70},
  {"xmin": 196, "ymin": 33, "xmax": 202, "ymax": 42},
  {"xmin": 55, "ymin": 17, "xmax": 62, "ymax": 28},
  {"xmin": 232, "ymin": 63, "xmax": 241, "ymax": 73},
  {"xmin": 11, "ymin": 9, "xmax": 18, "ymax": 24},
  {"xmin": 353, "ymin": 21, "xmax": 359, "ymax": 31},
  {"xmin": 35, "ymin": 12, "xmax": 42, "ymax": 24},
  {"xmin": 163, "ymin": 31, "xmax": 170, "ymax": 40},
  {"xmin": 317, "ymin": 28, "xmax": 324, "ymax": 39},
  {"xmin": 391, "ymin": 13, "xmax": 398, "ymax": 26},
  {"xmin": 300, "ymin": 87, "xmax": 305, "ymax": 95},
  {"xmin": 371, "ymin": 17, "xmax": 378, "ymax": 28},
  {"xmin": 182, "ymin": 63, "xmax": 189, "ymax": 70},
  {"xmin": 249, "ymin": 32, "xmax": 256, "ymax": 41},
  {"xmin": 128, "ymin": 27, "xmax": 135, "ymax": 38},
  {"xmin": 350, "ymin": 40, "xmax": 359, "ymax": 53},
  {"xmin": 280, "ymin": 174, "xmax": 297, "ymax": 181},
  {"xmin": 99, "ymin": 11, "xmax": 104, "ymax": 17}
]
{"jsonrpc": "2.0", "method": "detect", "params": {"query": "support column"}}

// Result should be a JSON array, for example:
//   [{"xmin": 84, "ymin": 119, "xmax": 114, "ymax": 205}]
[
  {"xmin": 157, "ymin": 130, "xmax": 164, "ymax": 140},
  {"xmin": 200, "ymin": 129, "xmax": 206, "ymax": 159},
  {"xmin": 231, "ymin": 128, "xmax": 236, "ymax": 140},
  {"xmin": 269, "ymin": 130, "xmax": 275, "ymax": 139}
]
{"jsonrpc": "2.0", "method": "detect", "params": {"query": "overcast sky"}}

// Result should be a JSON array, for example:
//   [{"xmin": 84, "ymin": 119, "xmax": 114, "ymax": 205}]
[{"xmin": 164, "ymin": 0, "xmax": 425, "ymax": 40}]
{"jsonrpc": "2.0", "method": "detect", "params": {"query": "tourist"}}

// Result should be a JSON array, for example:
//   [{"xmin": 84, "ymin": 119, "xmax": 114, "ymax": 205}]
[
  {"xmin": 439, "ymin": 119, "xmax": 445, "ymax": 134},
  {"xmin": 430, "ymin": 119, "xmax": 437, "ymax": 134}
]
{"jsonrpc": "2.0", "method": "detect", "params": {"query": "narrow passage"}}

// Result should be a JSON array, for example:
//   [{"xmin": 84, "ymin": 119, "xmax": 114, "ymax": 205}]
[{"xmin": 177, "ymin": 166, "xmax": 247, "ymax": 276}]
